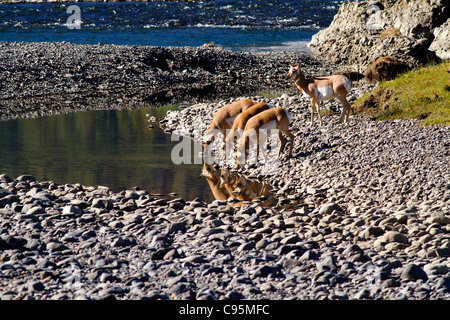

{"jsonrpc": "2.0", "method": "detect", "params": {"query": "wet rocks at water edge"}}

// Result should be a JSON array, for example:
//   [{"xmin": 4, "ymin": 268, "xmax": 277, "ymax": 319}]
[
  {"xmin": 1, "ymin": 143, "xmax": 450, "ymax": 301},
  {"xmin": 157, "ymin": 84, "xmax": 450, "ymax": 300}
]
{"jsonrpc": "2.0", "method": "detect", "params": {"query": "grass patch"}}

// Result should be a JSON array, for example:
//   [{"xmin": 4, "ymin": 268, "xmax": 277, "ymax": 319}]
[
  {"xmin": 320, "ymin": 109, "xmax": 336, "ymax": 117},
  {"xmin": 354, "ymin": 61, "xmax": 450, "ymax": 126},
  {"xmin": 256, "ymin": 93, "xmax": 283, "ymax": 99}
]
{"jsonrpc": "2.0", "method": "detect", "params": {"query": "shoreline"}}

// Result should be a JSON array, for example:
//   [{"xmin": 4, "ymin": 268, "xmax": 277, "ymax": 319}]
[
  {"xmin": 1, "ymin": 40, "xmax": 450, "ymax": 301},
  {"xmin": 0, "ymin": 41, "xmax": 340, "ymax": 122}
]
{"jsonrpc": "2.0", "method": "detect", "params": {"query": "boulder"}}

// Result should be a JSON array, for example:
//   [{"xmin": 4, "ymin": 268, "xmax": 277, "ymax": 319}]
[
  {"xmin": 365, "ymin": 56, "xmax": 409, "ymax": 83},
  {"xmin": 429, "ymin": 18, "xmax": 450, "ymax": 60},
  {"xmin": 309, "ymin": 0, "xmax": 447, "ymax": 73}
]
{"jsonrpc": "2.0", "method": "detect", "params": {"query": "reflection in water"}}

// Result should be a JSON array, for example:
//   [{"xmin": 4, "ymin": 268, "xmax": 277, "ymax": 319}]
[
  {"xmin": 0, "ymin": 106, "xmax": 216, "ymax": 203},
  {"xmin": 200, "ymin": 162, "xmax": 276, "ymax": 207}
]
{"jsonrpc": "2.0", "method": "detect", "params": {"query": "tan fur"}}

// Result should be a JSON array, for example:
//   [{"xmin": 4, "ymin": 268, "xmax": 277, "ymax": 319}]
[
  {"xmin": 203, "ymin": 98, "xmax": 254, "ymax": 154},
  {"xmin": 200, "ymin": 163, "xmax": 230, "ymax": 201},
  {"xmin": 224, "ymin": 102, "xmax": 271, "ymax": 158},
  {"xmin": 207, "ymin": 98, "xmax": 254, "ymax": 133},
  {"xmin": 220, "ymin": 169, "xmax": 274, "ymax": 205},
  {"xmin": 286, "ymin": 64, "xmax": 352, "ymax": 126},
  {"xmin": 236, "ymin": 107, "xmax": 294, "ymax": 168},
  {"xmin": 201, "ymin": 163, "xmax": 274, "ymax": 206}
]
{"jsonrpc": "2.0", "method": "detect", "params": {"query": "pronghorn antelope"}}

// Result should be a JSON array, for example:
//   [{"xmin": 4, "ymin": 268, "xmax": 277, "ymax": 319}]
[
  {"xmin": 235, "ymin": 107, "xmax": 294, "ymax": 168},
  {"xmin": 220, "ymin": 168, "xmax": 274, "ymax": 205},
  {"xmin": 200, "ymin": 163, "xmax": 231, "ymax": 201},
  {"xmin": 200, "ymin": 163, "xmax": 275, "ymax": 205},
  {"xmin": 231, "ymin": 174, "xmax": 274, "ymax": 204},
  {"xmin": 203, "ymin": 98, "xmax": 254, "ymax": 149},
  {"xmin": 286, "ymin": 63, "xmax": 352, "ymax": 126},
  {"xmin": 224, "ymin": 102, "xmax": 272, "ymax": 158}
]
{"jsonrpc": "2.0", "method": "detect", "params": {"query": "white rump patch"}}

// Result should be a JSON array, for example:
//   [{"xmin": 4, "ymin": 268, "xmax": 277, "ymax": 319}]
[{"xmin": 343, "ymin": 77, "xmax": 352, "ymax": 92}]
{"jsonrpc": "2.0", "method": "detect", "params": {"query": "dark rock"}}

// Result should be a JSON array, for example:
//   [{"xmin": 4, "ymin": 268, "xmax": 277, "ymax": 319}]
[
  {"xmin": 0, "ymin": 174, "xmax": 13, "ymax": 182},
  {"xmin": 0, "ymin": 235, "xmax": 27, "ymax": 250},
  {"xmin": 365, "ymin": 56, "xmax": 409, "ymax": 83},
  {"xmin": 401, "ymin": 264, "xmax": 428, "ymax": 281},
  {"xmin": 252, "ymin": 265, "xmax": 283, "ymax": 278},
  {"xmin": 28, "ymin": 281, "xmax": 45, "ymax": 292},
  {"xmin": 436, "ymin": 277, "xmax": 450, "ymax": 293},
  {"xmin": 316, "ymin": 254, "xmax": 338, "ymax": 272},
  {"xmin": 166, "ymin": 222, "xmax": 187, "ymax": 234}
]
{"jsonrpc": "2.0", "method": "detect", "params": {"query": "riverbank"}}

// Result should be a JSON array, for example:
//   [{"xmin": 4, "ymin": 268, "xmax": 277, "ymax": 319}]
[
  {"xmin": 0, "ymin": 9, "xmax": 449, "ymax": 300},
  {"xmin": 0, "ymin": 41, "xmax": 340, "ymax": 121},
  {"xmin": 1, "ymin": 86, "xmax": 450, "ymax": 300}
]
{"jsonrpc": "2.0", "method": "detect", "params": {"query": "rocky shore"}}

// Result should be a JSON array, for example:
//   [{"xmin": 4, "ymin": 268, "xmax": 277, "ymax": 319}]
[
  {"xmin": 0, "ymin": 41, "xmax": 340, "ymax": 121},
  {"xmin": 1, "ymin": 0, "xmax": 450, "ymax": 303},
  {"xmin": 2, "ymin": 85, "xmax": 450, "ymax": 300},
  {"xmin": 158, "ymin": 85, "xmax": 450, "ymax": 300}
]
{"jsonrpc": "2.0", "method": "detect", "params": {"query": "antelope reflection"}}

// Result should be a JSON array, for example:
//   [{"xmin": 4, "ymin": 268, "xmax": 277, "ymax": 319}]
[{"xmin": 200, "ymin": 163, "xmax": 275, "ymax": 206}]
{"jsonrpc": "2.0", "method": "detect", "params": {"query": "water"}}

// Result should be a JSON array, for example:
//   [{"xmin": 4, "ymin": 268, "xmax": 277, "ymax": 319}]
[
  {"xmin": 0, "ymin": 0, "xmax": 344, "ymax": 52},
  {"xmin": 0, "ymin": 106, "xmax": 219, "ymax": 202}
]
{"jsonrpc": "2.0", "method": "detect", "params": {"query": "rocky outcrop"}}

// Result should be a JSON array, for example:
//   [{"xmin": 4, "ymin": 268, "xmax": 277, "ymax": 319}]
[
  {"xmin": 309, "ymin": 0, "xmax": 450, "ymax": 73},
  {"xmin": 429, "ymin": 18, "xmax": 450, "ymax": 60}
]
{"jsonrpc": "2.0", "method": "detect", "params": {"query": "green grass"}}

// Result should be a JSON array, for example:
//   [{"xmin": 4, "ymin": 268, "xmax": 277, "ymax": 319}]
[
  {"xmin": 257, "ymin": 93, "xmax": 283, "ymax": 99},
  {"xmin": 354, "ymin": 61, "xmax": 450, "ymax": 126}
]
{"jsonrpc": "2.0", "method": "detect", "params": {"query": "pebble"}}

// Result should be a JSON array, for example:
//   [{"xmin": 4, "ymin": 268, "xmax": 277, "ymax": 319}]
[{"xmin": 401, "ymin": 264, "xmax": 429, "ymax": 281}]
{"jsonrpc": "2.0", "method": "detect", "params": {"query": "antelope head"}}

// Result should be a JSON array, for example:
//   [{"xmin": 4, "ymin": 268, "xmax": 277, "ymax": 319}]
[{"xmin": 285, "ymin": 64, "xmax": 301, "ymax": 81}]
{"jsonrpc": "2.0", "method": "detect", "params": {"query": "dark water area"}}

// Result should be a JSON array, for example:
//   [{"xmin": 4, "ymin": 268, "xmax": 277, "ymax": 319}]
[
  {"xmin": 0, "ymin": 106, "xmax": 218, "ymax": 203},
  {"xmin": 0, "ymin": 0, "xmax": 344, "ymax": 52}
]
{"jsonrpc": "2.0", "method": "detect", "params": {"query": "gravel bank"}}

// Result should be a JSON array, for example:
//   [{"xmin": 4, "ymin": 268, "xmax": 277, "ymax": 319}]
[
  {"xmin": 158, "ymin": 84, "xmax": 450, "ymax": 300},
  {"xmin": 0, "ymin": 42, "xmax": 338, "ymax": 121},
  {"xmin": 2, "ymin": 84, "xmax": 450, "ymax": 301}
]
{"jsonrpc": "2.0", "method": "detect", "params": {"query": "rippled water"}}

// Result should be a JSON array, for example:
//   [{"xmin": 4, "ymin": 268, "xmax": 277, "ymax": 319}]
[{"xmin": 0, "ymin": 0, "xmax": 344, "ymax": 52}]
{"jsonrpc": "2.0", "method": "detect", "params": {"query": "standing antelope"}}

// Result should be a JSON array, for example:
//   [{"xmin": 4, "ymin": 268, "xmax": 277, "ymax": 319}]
[
  {"xmin": 224, "ymin": 102, "xmax": 272, "ymax": 159},
  {"xmin": 286, "ymin": 63, "xmax": 352, "ymax": 126},
  {"xmin": 235, "ymin": 107, "xmax": 294, "ymax": 168},
  {"xmin": 203, "ymin": 98, "xmax": 254, "ymax": 151}
]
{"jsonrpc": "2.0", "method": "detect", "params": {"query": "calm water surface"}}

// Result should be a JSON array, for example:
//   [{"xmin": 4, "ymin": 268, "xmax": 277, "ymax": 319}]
[{"xmin": 0, "ymin": 106, "xmax": 216, "ymax": 203}]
